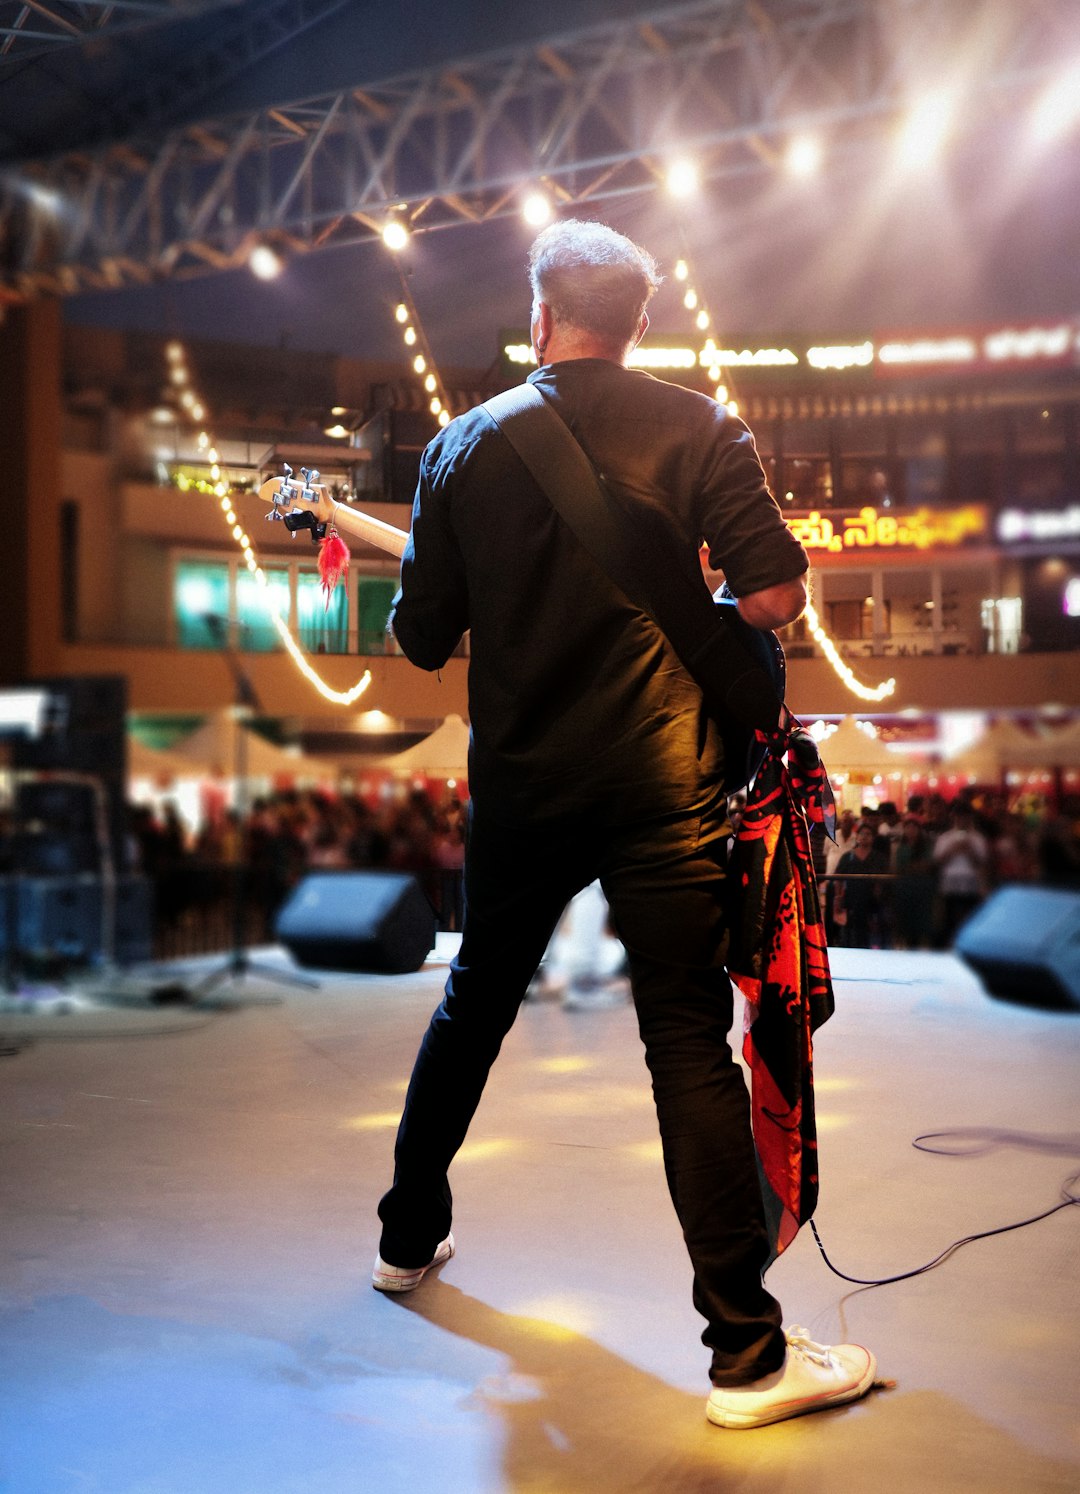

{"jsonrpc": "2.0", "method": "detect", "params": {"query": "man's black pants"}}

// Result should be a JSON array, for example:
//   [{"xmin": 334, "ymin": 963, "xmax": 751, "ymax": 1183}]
[{"xmin": 377, "ymin": 788, "xmax": 786, "ymax": 1387}]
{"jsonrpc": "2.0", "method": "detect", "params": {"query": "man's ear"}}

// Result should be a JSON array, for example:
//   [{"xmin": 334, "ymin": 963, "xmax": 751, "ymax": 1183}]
[
  {"xmin": 632, "ymin": 310, "xmax": 650, "ymax": 348},
  {"xmin": 533, "ymin": 301, "xmax": 553, "ymax": 358}
]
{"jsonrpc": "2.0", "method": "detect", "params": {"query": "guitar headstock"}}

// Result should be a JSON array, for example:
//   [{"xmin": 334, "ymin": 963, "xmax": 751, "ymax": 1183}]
[{"xmin": 257, "ymin": 464, "xmax": 339, "ymax": 536}]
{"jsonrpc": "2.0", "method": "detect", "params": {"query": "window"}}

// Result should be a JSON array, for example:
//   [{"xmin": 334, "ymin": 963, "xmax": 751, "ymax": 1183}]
[
  {"xmin": 357, "ymin": 577, "xmax": 398, "ymax": 654},
  {"xmin": 237, "ymin": 567, "xmax": 289, "ymax": 652},
  {"xmin": 298, "ymin": 568, "xmax": 350, "ymax": 654},
  {"xmin": 174, "ymin": 560, "xmax": 229, "ymax": 649}
]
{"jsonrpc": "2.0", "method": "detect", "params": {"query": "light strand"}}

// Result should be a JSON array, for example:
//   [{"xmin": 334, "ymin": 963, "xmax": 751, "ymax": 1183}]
[
  {"xmin": 164, "ymin": 341, "xmax": 371, "ymax": 707},
  {"xmin": 803, "ymin": 600, "xmax": 896, "ymax": 703},
  {"xmin": 671, "ymin": 251, "xmax": 735, "ymax": 412},
  {"xmin": 670, "ymin": 256, "xmax": 897, "ymax": 706},
  {"xmin": 392, "ymin": 270, "xmax": 453, "ymax": 428}
]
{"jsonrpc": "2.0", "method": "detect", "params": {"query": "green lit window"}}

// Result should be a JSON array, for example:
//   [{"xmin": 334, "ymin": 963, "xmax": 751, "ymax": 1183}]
[
  {"xmin": 298, "ymin": 569, "xmax": 349, "ymax": 654},
  {"xmin": 237, "ymin": 567, "xmax": 289, "ymax": 652},
  {"xmin": 358, "ymin": 578, "xmax": 397, "ymax": 654},
  {"xmin": 174, "ymin": 560, "xmax": 229, "ymax": 649}
]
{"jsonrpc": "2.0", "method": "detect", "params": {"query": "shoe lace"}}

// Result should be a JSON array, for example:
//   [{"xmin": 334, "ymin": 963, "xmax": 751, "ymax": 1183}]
[{"xmin": 785, "ymin": 1325, "xmax": 838, "ymax": 1369}]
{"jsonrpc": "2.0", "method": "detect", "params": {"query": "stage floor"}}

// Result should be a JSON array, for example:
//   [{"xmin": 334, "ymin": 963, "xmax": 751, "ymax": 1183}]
[{"xmin": 1, "ymin": 941, "xmax": 1077, "ymax": 1493}]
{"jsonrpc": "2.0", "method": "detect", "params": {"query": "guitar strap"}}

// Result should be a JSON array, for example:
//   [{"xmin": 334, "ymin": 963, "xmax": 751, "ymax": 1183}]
[
  {"xmin": 483, "ymin": 382, "xmax": 786, "ymax": 737},
  {"xmin": 485, "ymin": 384, "xmax": 834, "ymax": 1264}
]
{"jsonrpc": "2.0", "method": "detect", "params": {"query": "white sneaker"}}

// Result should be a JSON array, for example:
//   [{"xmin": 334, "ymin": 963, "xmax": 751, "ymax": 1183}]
[
  {"xmin": 371, "ymin": 1233, "xmax": 454, "ymax": 1293},
  {"xmin": 706, "ymin": 1326, "xmax": 877, "ymax": 1429}
]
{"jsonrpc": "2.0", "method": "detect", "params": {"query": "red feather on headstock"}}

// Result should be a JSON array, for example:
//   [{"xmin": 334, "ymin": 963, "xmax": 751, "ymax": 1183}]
[{"xmin": 317, "ymin": 528, "xmax": 350, "ymax": 608}]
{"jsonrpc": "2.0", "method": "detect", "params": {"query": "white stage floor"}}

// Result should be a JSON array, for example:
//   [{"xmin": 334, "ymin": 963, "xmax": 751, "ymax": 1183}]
[{"xmin": 1, "ymin": 941, "xmax": 1077, "ymax": 1492}]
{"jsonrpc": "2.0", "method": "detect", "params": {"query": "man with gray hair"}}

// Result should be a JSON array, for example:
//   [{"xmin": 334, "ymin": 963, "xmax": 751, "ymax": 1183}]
[{"xmin": 373, "ymin": 218, "xmax": 877, "ymax": 1429}]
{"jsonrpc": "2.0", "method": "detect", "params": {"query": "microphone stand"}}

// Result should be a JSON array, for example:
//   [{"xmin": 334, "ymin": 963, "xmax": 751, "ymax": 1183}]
[{"xmin": 195, "ymin": 615, "xmax": 318, "ymax": 999}]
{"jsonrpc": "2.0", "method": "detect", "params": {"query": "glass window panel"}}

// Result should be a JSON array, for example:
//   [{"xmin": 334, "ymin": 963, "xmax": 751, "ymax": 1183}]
[
  {"xmin": 782, "ymin": 417, "xmax": 830, "ymax": 456},
  {"xmin": 357, "ymin": 577, "xmax": 398, "ymax": 655},
  {"xmin": 174, "ymin": 560, "xmax": 229, "ymax": 649},
  {"xmin": 839, "ymin": 459, "xmax": 896, "ymax": 507},
  {"xmin": 237, "ymin": 567, "xmax": 289, "ymax": 652},
  {"xmin": 298, "ymin": 568, "xmax": 349, "ymax": 654},
  {"xmin": 833, "ymin": 413, "xmax": 888, "ymax": 456},
  {"xmin": 784, "ymin": 456, "xmax": 833, "ymax": 506},
  {"xmin": 1014, "ymin": 404, "xmax": 1068, "ymax": 454}
]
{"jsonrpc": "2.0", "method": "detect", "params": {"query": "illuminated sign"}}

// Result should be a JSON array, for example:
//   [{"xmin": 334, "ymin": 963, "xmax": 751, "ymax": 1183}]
[
  {"xmin": 788, "ymin": 504, "xmax": 988, "ymax": 553},
  {"xmin": 707, "ymin": 346, "xmax": 799, "ymax": 368},
  {"xmin": 501, "ymin": 318, "xmax": 1080, "ymax": 379},
  {"xmin": 997, "ymin": 506, "xmax": 1080, "ymax": 544},
  {"xmin": 878, "ymin": 336, "xmax": 977, "ymax": 366},
  {"xmin": 874, "ymin": 322, "xmax": 1079, "ymax": 377},
  {"xmin": 807, "ymin": 341, "xmax": 873, "ymax": 371}
]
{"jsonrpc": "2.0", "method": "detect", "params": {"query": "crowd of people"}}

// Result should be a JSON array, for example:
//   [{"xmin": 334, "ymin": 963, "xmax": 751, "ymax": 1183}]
[
  {"xmin": 807, "ymin": 789, "xmax": 1080, "ymax": 950},
  {"xmin": 127, "ymin": 786, "xmax": 467, "ymax": 948},
  {"xmin": 125, "ymin": 778, "xmax": 1080, "ymax": 959}
]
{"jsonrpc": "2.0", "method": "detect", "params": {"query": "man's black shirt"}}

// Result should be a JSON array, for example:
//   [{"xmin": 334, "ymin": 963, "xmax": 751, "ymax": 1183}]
[{"xmin": 390, "ymin": 359, "xmax": 808, "ymax": 821}]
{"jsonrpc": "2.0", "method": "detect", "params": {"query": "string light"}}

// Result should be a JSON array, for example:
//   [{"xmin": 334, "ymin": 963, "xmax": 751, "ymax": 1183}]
[
  {"xmin": 803, "ymin": 600, "xmax": 896, "ymax": 703},
  {"xmin": 163, "ymin": 343, "xmax": 372, "ymax": 707},
  {"xmin": 391, "ymin": 267, "xmax": 455, "ymax": 430},
  {"xmin": 673, "ymin": 243, "xmax": 898, "ymax": 707}
]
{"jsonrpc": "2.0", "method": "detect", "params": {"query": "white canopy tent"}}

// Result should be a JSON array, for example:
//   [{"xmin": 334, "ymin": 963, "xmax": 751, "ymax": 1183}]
[
  {"xmin": 380, "ymin": 713, "xmax": 470, "ymax": 780},
  {"xmin": 171, "ymin": 709, "xmax": 337, "ymax": 784},
  {"xmin": 942, "ymin": 718, "xmax": 1057, "ymax": 779},
  {"xmin": 127, "ymin": 737, "xmax": 204, "ymax": 783}
]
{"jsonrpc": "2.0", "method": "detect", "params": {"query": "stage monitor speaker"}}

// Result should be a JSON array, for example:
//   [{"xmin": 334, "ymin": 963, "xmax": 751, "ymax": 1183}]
[
  {"xmin": 955, "ymin": 885, "xmax": 1080, "ymax": 1011},
  {"xmin": 274, "ymin": 872, "xmax": 437, "ymax": 974}
]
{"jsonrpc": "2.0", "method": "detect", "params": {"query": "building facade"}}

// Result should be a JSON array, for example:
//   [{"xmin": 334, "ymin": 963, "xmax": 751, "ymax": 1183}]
[{"xmin": 3, "ymin": 301, "xmax": 1079, "ymax": 781}]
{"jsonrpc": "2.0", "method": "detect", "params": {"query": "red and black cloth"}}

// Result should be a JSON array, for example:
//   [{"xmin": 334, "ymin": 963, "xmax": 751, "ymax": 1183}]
[{"xmin": 727, "ymin": 722, "xmax": 836, "ymax": 1256}]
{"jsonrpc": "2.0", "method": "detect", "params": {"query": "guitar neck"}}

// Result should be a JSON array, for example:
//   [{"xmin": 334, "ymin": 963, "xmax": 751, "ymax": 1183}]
[{"xmin": 329, "ymin": 503, "xmax": 408, "ymax": 558}]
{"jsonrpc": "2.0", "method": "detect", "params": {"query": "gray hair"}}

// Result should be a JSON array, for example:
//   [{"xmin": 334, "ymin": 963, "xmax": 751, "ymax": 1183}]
[{"xmin": 528, "ymin": 219, "xmax": 662, "ymax": 349}]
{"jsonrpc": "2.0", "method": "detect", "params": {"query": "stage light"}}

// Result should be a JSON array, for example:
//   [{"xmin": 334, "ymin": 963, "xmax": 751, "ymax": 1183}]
[
  {"xmin": 522, "ymin": 190, "xmax": 552, "ymax": 226},
  {"xmin": 696, "ymin": 309, "xmax": 710, "ymax": 331},
  {"xmin": 249, "ymin": 244, "xmax": 284, "ymax": 280},
  {"xmin": 438, "ymin": 410, "xmax": 450, "ymax": 427},
  {"xmin": 683, "ymin": 288, "xmax": 698, "ymax": 310},
  {"xmin": 430, "ymin": 397, "xmax": 442, "ymax": 414},
  {"xmin": 674, "ymin": 258, "xmax": 689, "ymax": 281},
  {"xmin": 424, "ymin": 373, "xmax": 437, "ymax": 392},
  {"xmin": 383, "ymin": 220, "xmax": 409, "ymax": 251},
  {"xmin": 394, "ymin": 303, "xmax": 408, "ymax": 323},
  {"xmin": 1029, "ymin": 62, "xmax": 1080, "ymax": 146},
  {"xmin": 666, "ymin": 158, "xmax": 699, "ymax": 197},
  {"xmin": 785, "ymin": 134, "xmax": 822, "ymax": 179},
  {"xmin": 403, "ymin": 325, "xmax": 417, "ymax": 346},
  {"xmin": 897, "ymin": 92, "xmax": 952, "ymax": 167},
  {"xmin": 323, "ymin": 424, "xmax": 350, "ymax": 439},
  {"xmin": 413, "ymin": 354, "xmax": 426, "ymax": 373}
]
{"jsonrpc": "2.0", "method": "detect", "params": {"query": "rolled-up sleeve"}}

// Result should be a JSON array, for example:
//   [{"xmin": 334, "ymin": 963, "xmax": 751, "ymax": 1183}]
[
  {"xmin": 389, "ymin": 445, "xmax": 470, "ymax": 670},
  {"xmin": 701, "ymin": 415, "xmax": 808, "ymax": 596}
]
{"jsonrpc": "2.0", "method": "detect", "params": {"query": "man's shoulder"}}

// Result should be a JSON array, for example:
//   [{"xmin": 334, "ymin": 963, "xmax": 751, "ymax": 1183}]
[
  {"xmin": 532, "ymin": 361, "xmax": 722, "ymax": 420},
  {"xmin": 421, "ymin": 400, "xmax": 506, "ymax": 470}
]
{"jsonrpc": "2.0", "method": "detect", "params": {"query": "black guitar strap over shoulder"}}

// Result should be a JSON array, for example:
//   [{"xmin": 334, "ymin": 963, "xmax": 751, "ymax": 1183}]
[{"xmin": 483, "ymin": 381, "xmax": 786, "ymax": 737}]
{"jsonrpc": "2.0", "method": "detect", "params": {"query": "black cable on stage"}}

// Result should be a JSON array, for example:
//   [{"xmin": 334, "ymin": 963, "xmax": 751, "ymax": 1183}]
[{"xmin": 809, "ymin": 1128, "xmax": 1080, "ymax": 1287}]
